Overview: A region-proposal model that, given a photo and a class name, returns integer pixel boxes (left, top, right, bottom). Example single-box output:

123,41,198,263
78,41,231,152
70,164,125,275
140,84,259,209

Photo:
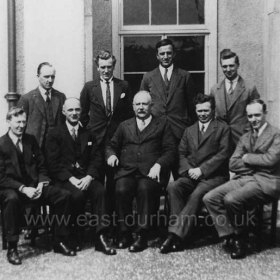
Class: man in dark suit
0,107,76,265
160,94,230,254
80,50,133,215
46,98,116,255
203,99,280,259
210,49,260,148
106,91,176,252
17,62,66,150
140,38,197,179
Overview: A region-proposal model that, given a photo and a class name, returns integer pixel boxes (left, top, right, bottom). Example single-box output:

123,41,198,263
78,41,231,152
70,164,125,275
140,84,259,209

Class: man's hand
22,187,38,200
107,155,119,167
188,168,202,181
69,176,82,189
242,154,248,162
78,175,93,191
32,182,46,200
147,163,161,182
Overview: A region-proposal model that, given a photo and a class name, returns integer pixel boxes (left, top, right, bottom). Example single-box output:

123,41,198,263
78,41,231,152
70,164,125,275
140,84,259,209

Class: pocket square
88,142,92,146
120,93,126,99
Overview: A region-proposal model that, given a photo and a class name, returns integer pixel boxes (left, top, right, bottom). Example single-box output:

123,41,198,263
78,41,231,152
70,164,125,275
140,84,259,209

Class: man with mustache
210,49,260,149
203,99,280,259
160,94,230,253
106,91,176,252
46,98,116,255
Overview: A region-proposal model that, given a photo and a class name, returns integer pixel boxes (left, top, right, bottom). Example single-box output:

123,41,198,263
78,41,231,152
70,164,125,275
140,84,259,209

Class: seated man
106,91,176,252
46,98,116,255
203,99,280,259
0,107,75,265
160,94,231,254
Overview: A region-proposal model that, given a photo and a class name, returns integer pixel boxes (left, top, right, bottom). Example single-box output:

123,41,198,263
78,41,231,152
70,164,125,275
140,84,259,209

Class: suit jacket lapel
166,68,181,104
189,123,199,150
198,119,217,148
79,127,89,153
113,78,122,111
92,80,106,111
126,118,139,142
215,80,228,116
253,124,272,152
51,89,60,119
140,117,160,142
4,134,22,178
152,69,167,103
228,77,245,111
33,88,46,116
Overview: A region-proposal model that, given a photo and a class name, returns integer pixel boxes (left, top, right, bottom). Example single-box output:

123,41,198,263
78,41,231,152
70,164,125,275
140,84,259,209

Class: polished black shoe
159,234,182,254
7,248,22,265
128,235,147,253
95,234,117,255
53,242,76,256
117,234,132,249
231,239,246,259
222,236,235,252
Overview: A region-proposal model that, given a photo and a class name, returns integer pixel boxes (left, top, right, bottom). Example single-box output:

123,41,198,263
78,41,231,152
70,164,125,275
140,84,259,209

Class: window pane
124,74,144,96
124,36,160,72
179,0,205,24
192,73,204,94
151,0,176,25
123,0,149,25
168,36,204,71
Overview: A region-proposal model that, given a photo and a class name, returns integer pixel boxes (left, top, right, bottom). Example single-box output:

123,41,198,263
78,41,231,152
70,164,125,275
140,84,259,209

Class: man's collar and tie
136,115,152,132
8,131,23,153
225,76,239,94
66,121,79,141
39,86,52,102
159,64,173,86
199,120,212,134
100,77,114,116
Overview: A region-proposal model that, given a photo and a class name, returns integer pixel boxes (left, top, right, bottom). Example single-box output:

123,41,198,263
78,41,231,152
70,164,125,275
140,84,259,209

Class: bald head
133,91,152,120
62,98,81,125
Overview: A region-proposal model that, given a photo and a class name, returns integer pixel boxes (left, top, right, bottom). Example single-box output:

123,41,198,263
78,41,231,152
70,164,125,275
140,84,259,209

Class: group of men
1,39,280,266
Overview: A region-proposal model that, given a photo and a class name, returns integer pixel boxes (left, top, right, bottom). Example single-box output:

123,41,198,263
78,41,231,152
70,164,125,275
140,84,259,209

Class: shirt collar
65,121,80,134
8,130,22,145
159,64,174,74
255,122,268,137
225,75,239,85
100,77,113,84
39,85,52,95
199,119,212,132
136,115,152,125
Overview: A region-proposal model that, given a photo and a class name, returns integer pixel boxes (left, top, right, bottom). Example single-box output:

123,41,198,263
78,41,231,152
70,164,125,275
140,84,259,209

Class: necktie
71,127,77,141
201,124,205,135
45,90,55,126
105,81,112,116
228,81,233,94
164,68,169,88
252,128,259,146
138,120,145,132
16,138,22,153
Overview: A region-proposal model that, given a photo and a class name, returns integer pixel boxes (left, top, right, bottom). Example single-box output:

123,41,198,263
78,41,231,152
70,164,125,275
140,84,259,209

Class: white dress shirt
225,76,239,94
39,85,52,101
66,121,79,137
100,77,114,111
8,130,23,152
136,115,152,131
199,120,212,133
159,64,174,82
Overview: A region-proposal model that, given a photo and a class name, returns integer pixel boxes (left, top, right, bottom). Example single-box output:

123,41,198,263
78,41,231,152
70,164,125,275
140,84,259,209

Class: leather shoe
222,236,234,252
231,239,246,259
95,234,117,255
53,242,76,256
129,235,147,253
117,234,132,249
7,248,22,265
159,234,182,254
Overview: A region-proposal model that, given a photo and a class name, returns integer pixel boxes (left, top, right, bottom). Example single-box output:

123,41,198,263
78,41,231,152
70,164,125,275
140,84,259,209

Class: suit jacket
140,67,197,141
17,87,66,147
210,76,259,146
0,133,50,190
45,123,102,182
106,116,176,186
230,123,280,197
178,119,230,181
80,77,134,146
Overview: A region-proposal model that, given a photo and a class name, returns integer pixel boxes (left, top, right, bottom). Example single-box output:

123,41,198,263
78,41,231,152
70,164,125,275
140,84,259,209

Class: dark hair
155,39,175,52
6,107,26,121
193,93,216,110
37,62,53,75
220,49,239,66
94,50,116,66
247,99,267,113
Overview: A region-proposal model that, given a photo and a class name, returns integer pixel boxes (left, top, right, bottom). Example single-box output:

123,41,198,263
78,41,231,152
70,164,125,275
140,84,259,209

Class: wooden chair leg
1,205,8,250
270,200,278,245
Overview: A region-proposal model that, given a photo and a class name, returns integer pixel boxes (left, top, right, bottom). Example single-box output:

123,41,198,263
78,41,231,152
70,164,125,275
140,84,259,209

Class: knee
203,191,214,206
224,193,237,208
71,190,85,205
4,190,20,206
115,181,130,198
166,181,176,195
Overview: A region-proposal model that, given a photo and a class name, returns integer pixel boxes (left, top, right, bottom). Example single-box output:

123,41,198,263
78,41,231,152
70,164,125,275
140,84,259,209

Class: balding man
46,98,116,255
106,91,176,252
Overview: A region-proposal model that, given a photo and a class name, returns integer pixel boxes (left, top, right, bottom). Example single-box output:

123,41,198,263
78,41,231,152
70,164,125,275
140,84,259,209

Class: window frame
112,0,217,95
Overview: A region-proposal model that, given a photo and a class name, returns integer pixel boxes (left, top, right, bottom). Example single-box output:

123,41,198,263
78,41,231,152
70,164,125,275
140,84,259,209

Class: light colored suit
210,76,259,147
203,123,280,237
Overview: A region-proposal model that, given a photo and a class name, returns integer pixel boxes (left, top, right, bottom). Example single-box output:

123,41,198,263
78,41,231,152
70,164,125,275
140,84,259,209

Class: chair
257,198,279,245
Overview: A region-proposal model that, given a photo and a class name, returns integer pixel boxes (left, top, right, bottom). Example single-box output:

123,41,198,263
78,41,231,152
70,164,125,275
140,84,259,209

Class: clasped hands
107,155,161,182
188,168,202,180
69,175,93,191
21,181,49,200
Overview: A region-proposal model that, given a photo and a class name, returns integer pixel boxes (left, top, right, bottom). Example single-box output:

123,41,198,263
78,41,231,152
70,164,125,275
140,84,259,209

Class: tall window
112,0,217,95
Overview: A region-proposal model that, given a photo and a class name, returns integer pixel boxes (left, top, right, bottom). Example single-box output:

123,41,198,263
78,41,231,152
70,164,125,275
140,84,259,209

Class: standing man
0,107,75,265
46,98,116,255
210,49,260,148
17,62,66,150
140,38,197,178
203,99,280,259
106,91,176,252
160,94,230,254
80,50,133,214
